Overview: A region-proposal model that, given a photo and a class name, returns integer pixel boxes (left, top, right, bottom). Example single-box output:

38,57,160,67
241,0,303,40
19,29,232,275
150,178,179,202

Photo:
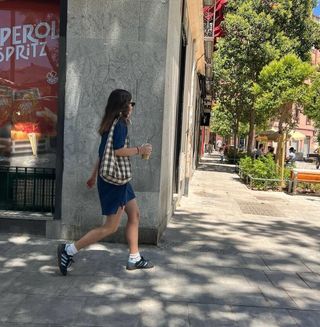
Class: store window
0,0,60,213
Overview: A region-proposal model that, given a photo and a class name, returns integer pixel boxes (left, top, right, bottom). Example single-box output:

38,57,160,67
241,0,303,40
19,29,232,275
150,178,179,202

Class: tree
303,73,320,129
213,3,277,151
226,0,320,60
254,54,314,130
212,45,254,148
213,0,319,153
253,54,315,182
210,104,233,139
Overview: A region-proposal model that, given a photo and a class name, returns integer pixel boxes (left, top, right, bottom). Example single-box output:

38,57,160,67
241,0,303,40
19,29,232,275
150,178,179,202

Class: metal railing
0,166,55,213
238,168,289,190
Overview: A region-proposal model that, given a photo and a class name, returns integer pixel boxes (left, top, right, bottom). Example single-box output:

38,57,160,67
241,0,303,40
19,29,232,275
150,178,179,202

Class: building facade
0,0,205,244
201,0,227,154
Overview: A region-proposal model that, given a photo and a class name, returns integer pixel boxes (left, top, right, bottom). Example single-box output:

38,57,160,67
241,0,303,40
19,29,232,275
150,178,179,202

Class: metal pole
213,0,217,41
280,131,286,188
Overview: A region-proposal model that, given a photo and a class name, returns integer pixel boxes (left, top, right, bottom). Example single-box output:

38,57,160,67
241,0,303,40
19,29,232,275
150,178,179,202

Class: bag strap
99,118,119,174
108,118,119,141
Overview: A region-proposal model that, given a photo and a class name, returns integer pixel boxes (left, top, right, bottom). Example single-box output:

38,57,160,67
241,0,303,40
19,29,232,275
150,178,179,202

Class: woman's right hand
86,175,96,189
140,143,152,155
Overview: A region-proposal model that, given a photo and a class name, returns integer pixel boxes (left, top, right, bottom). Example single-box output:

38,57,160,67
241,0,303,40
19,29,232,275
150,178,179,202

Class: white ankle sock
128,252,141,263
65,243,78,256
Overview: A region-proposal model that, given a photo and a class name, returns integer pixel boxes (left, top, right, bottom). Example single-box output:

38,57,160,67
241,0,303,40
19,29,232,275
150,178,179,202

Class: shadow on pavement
0,166,320,326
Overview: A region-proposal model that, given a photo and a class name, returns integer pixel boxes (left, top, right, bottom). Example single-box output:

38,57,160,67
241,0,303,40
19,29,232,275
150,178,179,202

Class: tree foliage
210,105,233,137
212,0,319,152
254,54,315,131
303,72,320,128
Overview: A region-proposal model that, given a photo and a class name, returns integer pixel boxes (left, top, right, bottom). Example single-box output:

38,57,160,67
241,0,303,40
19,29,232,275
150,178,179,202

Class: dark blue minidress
97,119,136,215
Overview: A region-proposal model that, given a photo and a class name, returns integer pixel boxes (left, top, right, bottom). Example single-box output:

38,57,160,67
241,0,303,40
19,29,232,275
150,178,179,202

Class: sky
314,2,320,16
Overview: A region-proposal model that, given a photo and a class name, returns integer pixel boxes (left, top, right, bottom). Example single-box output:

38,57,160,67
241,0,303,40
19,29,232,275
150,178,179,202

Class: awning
255,130,280,142
255,135,269,142
289,131,306,141
256,129,306,142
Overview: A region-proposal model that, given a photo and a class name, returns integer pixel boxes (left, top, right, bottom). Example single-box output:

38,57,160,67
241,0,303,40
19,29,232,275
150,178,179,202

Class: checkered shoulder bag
99,119,132,185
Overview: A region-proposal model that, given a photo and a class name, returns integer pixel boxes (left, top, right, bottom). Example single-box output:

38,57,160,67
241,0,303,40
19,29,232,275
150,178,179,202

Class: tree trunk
276,102,292,166
233,133,236,149
233,119,239,150
247,108,255,154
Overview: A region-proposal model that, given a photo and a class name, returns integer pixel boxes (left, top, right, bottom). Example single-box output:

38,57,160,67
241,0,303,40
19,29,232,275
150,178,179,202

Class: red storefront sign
0,0,60,160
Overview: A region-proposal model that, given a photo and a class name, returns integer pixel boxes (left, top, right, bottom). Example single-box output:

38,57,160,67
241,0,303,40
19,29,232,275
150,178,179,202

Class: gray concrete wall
52,0,171,243
158,0,183,241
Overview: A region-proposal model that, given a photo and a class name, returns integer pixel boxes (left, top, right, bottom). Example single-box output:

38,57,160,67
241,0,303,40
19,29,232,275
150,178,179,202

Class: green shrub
239,154,289,190
239,156,253,176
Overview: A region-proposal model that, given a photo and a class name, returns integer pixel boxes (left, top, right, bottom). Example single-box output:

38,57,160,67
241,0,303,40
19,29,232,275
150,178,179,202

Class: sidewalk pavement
1,157,320,327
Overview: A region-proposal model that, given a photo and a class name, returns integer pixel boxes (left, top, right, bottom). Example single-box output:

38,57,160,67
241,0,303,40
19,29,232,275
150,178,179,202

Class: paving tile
231,307,298,327
241,269,271,287
174,283,269,307
260,256,311,273
75,297,141,326
64,275,132,297
138,300,189,327
5,243,54,257
65,272,165,301
302,260,320,274
288,309,320,327
174,266,250,286
258,285,298,309
0,241,16,254
0,293,27,323
162,251,247,268
240,253,270,270
265,271,310,290
7,294,86,325
0,324,64,327
8,271,78,296
71,251,125,276
0,244,56,273
188,303,238,327
297,272,320,289
284,288,320,310
0,271,24,293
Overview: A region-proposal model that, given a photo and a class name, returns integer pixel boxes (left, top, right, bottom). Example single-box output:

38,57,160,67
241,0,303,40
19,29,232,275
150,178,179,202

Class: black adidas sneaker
57,243,74,276
126,256,154,270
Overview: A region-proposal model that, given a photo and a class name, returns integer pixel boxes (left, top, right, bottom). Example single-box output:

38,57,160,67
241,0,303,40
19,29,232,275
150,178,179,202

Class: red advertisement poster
0,0,60,167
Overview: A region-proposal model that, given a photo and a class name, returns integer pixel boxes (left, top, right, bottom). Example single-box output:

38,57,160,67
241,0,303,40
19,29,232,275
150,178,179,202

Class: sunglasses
130,101,136,107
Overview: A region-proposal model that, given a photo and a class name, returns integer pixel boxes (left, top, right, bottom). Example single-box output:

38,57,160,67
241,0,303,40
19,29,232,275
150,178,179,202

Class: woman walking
57,89,154,276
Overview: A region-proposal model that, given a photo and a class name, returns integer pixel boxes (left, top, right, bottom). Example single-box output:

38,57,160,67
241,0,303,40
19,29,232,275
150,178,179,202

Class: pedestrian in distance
57,89,154,276
255,143,265,159
216,139,222,151
314,147,320,169
219,145,225,162
285,147,296,166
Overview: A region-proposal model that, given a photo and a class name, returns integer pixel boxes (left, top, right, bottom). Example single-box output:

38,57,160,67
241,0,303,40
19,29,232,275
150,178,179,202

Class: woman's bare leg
124,199,140,254
74,207,124,251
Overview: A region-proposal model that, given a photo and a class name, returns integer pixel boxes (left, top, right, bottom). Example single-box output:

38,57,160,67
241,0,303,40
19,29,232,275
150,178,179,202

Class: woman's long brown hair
98,89,132,135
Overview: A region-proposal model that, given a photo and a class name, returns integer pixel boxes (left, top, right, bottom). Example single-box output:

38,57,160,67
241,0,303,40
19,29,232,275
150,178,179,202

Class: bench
288,169,320,193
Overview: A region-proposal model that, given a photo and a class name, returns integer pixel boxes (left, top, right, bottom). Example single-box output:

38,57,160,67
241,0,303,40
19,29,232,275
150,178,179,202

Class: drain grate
238,202,284,217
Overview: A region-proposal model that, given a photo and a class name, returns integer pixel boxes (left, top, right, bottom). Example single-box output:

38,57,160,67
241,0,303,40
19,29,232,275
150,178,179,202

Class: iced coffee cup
141,143,152,160
142,153,150,160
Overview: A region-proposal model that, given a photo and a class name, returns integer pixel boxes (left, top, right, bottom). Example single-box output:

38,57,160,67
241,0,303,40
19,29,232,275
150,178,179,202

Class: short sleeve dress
97,119,136,215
